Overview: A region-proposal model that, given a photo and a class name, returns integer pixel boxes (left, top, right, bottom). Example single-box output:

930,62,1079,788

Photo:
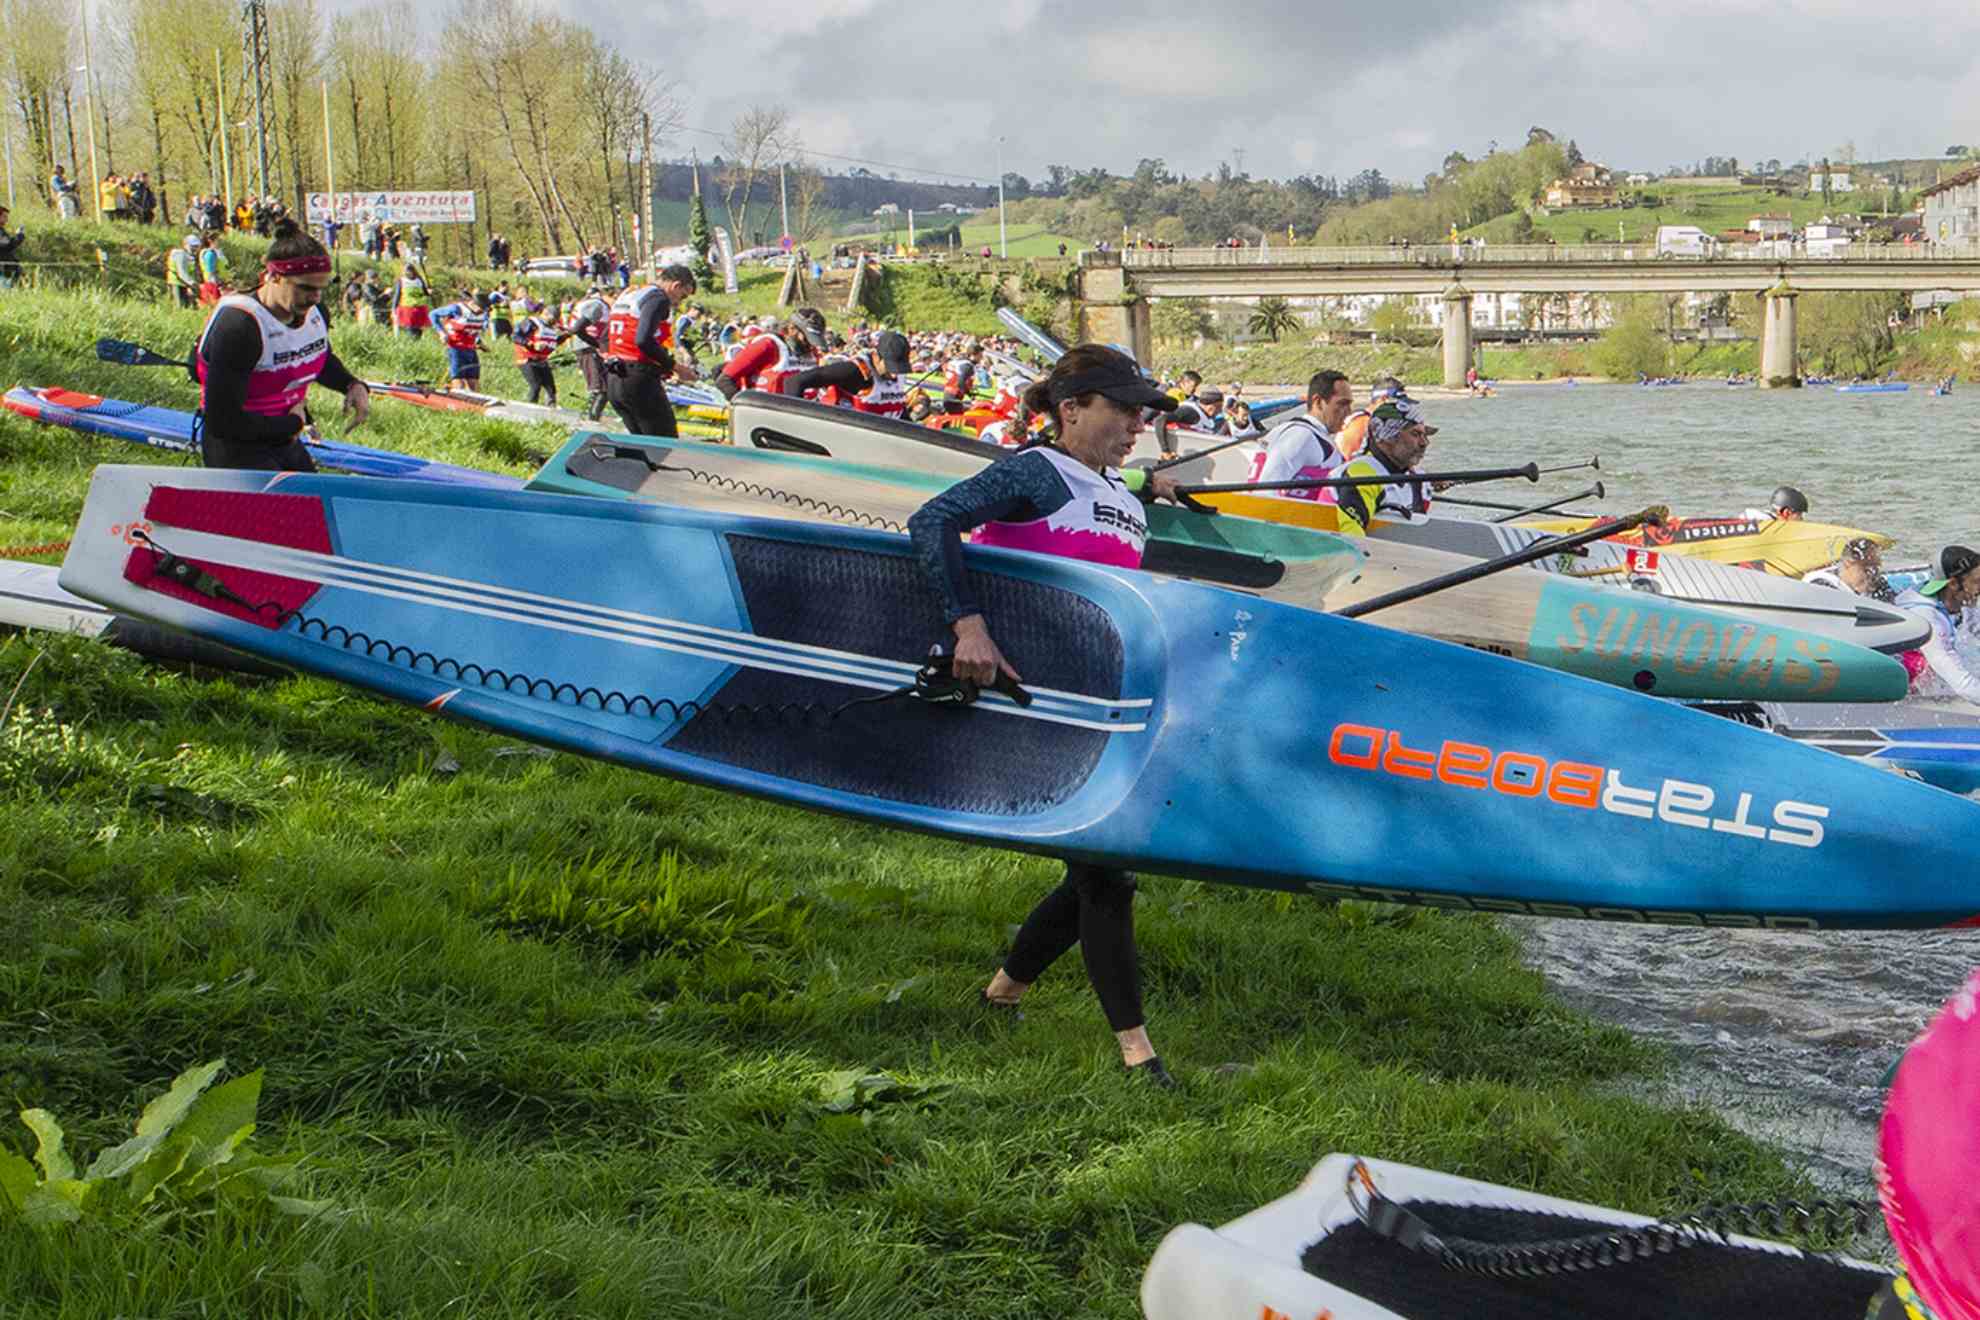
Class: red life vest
438,308,485,352
604,285,671,364
512,321,556,365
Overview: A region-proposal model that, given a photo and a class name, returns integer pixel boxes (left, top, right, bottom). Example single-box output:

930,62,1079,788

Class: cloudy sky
525,1,1980,186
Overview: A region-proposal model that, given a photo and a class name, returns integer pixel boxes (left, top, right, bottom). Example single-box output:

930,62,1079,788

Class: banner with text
306,191,478,226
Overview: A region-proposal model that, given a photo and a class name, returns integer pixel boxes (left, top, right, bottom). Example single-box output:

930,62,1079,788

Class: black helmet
1770,485,1809,516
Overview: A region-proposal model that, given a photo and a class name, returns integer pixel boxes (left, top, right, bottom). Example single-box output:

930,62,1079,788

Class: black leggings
519,361,557,405
606,361,678,437
1002,864,1143,1031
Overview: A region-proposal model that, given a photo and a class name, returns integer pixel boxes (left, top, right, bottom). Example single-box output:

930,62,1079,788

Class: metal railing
1113,241,1980,269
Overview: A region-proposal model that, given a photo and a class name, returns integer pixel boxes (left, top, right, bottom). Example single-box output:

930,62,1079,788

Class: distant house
1807,169,1854,193
1542,162,1618,209
872,203,901,216
1921,165,1980,242
1625,172,1652,186
1746,214,1793,239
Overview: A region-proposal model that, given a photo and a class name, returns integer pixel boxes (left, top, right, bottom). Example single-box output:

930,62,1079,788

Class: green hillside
1471,185,1905,245
841,218,1086,259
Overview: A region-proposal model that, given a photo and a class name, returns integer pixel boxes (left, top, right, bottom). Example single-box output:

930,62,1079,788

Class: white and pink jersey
971,447,1146,569
1249,415,1341,503
196,294,329,417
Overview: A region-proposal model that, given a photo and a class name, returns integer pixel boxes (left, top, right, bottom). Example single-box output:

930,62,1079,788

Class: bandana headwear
267,254,332,276
1367,398,1435,446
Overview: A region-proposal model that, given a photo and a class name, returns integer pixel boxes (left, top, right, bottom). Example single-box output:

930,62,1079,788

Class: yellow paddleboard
1518,515,1891,577
1198,491,1351,532
683,404,728,423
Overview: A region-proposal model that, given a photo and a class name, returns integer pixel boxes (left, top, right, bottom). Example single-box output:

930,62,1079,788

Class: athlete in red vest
511,311,566,406
776,330,912,417
713,307,829,400
602,264,697,437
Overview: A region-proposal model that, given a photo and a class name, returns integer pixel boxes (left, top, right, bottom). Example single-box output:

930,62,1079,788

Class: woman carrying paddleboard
907,345,1189,1088
194,219,369,473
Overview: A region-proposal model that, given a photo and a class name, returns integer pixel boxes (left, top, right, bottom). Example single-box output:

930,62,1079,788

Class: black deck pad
1299,1202,1887,1320
667,535,1125,816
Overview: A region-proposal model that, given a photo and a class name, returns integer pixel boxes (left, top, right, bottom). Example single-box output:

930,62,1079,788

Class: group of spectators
175,193,294,237
43,164,157,223
358,220,427,263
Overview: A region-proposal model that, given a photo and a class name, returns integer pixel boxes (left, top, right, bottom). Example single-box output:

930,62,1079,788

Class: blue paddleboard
59,464,1980,929
2,386,524,490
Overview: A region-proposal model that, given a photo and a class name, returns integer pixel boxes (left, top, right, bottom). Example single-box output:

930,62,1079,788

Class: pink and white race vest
196,294,329,417
1248,415,1341,503
972,447,1146,569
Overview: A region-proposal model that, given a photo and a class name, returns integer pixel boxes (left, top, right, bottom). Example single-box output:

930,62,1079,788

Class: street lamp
996,134,1007,259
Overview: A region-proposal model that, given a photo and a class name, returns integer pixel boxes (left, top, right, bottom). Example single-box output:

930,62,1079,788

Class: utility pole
321,79,335,249
215,48,233,211
779,161,789,245
79,2,102,219
996,135,1007,258
241,0,274,198
641,112,654,269
3,99,15,207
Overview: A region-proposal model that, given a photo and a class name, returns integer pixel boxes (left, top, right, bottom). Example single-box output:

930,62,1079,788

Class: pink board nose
1880,966,1980,1320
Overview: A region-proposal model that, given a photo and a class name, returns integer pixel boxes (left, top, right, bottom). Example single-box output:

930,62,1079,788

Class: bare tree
788,155,831,247
267,0,324,210
721,104,792,247
4,0,76,203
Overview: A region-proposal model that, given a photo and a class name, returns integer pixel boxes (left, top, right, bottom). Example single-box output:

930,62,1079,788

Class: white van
1655,225,1717,257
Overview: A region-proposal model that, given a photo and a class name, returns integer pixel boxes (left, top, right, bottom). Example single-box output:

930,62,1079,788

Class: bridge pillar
1760,283,1801,388
1441,284,1474,389
1077,261,1153,366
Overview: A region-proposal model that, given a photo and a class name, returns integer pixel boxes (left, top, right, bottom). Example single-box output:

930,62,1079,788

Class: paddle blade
95,338,150,365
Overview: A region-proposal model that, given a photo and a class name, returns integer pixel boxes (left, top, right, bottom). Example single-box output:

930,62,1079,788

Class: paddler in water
1894,545,1980,703
1869,966,1980,1320
1332,398,1438,536
193,218,369,472
906,345,1189,1088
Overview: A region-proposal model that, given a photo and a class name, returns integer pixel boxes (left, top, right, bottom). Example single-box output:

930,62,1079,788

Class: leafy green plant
809,1069,950,1133
0,1060,327,1227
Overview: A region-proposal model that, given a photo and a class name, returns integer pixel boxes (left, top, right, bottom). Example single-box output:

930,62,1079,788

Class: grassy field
1487,185,1890,246
0,267,1840,1317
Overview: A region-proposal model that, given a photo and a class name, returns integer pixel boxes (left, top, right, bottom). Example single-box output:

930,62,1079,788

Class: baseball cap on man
1045,348,1179,413
1921,545,1980,596
788,307,830,351
874,331,911,374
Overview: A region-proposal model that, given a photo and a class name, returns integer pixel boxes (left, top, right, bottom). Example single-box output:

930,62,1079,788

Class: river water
1383,380,1980,1192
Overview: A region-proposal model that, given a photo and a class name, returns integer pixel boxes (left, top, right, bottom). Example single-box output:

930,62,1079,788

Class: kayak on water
1141,1154,1889,1320
528,420,1910,705
58,464,1980,926
1516,512,1893,578
1,386,524,490
714,393,1929,661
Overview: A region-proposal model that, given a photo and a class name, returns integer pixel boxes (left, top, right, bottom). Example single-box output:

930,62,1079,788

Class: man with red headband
194,218,368,472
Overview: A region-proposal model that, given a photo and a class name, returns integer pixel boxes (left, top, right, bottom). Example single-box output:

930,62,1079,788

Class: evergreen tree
688,187,716,288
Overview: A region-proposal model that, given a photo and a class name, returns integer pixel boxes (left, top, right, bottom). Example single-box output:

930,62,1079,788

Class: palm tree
1248,296,1301,342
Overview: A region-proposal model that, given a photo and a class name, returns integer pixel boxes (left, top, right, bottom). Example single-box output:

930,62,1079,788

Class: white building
1807,169,1854,193
872,203,900,216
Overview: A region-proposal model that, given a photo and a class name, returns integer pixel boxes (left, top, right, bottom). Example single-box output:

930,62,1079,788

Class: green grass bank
0,272,1834,1318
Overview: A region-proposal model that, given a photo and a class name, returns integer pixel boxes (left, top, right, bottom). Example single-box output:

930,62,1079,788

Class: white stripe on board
134,523,1150,733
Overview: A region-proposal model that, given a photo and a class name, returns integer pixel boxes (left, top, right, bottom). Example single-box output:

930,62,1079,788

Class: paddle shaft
97,337,192,371
1182,462,1540,496
1336,511,1658,620
1489,483,1607,524
1149,428,1257,472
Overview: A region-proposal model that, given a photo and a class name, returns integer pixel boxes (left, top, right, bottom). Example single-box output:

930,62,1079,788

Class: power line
672,123,997,186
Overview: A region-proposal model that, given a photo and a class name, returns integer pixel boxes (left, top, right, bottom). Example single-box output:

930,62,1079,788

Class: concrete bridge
1077,242,1980,387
